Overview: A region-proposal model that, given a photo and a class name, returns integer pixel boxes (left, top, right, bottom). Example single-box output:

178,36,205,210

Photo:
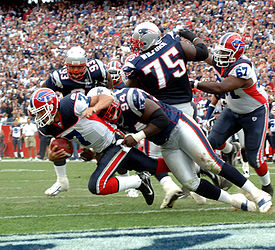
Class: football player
42,46,113,96
41,46,113,196
83,86,272,213
29,88,176,205
122,22,211,208
192,32,273,197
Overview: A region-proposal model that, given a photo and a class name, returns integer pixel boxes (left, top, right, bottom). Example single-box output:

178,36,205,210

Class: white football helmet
130,22,161,54
65,46,87,81
107,61,125,84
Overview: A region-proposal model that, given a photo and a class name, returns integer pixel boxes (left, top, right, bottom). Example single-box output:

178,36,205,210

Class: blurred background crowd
0,0,274,159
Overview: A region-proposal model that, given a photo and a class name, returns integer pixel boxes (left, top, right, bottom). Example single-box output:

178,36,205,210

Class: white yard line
0,206,230,220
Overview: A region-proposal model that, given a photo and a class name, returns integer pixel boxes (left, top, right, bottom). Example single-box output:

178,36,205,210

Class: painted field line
0,206,230,220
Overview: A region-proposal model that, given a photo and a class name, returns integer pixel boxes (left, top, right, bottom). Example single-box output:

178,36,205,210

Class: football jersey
45,59,109,96
213,56,267,114
39,93,117,153
113,88,181,145
123,32,192,105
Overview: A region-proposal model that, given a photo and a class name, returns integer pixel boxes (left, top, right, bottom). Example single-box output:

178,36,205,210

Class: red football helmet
214,33,245,67
29,88,59,127
107,61,125,85
98,99,121,123
65,46,87,81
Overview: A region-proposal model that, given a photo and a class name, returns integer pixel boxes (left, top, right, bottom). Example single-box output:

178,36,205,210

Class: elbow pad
149,108,169,130
194,43,209,61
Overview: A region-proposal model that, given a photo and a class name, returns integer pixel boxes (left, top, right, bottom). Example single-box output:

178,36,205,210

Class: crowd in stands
0,0,274,158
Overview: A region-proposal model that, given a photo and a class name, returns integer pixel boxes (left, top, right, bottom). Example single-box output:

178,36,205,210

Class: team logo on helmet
232,39,245,49
138,28,157,35
36,91,55,102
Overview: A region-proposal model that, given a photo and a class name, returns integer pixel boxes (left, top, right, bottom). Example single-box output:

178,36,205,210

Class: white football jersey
215,57,267,114
56,92,117,153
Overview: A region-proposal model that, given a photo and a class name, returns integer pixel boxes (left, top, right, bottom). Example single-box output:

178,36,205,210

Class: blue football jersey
123,32,192,105
45,59,109,96
114,88,182,145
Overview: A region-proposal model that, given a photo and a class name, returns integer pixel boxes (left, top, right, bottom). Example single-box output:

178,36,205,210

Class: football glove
178,29,197,42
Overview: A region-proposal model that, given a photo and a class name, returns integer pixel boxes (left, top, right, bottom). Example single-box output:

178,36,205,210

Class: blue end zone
0,222,274,249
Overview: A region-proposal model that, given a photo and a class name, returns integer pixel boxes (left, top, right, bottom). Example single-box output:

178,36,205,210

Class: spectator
22,117,38,161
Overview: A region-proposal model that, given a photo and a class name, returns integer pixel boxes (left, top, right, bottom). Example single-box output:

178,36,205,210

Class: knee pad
181,177,200,191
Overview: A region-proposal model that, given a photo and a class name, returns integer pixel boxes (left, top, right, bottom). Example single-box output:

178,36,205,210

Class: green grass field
0,160,274,235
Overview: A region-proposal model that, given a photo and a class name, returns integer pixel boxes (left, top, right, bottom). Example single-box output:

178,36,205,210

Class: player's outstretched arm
178,29,208,61
81,94,114,118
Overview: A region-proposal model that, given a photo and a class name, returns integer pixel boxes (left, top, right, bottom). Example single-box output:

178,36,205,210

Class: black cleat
137,171,154,205
262,183,274,197
222,142,241,166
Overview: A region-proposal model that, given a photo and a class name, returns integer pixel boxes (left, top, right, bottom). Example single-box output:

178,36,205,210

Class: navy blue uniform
114,88,181,145
46,59,109,96
123,32,192,105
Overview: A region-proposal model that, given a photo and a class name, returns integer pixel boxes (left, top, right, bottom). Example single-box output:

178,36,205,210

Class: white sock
115,175,141,192
257,171,271,186
160,176,181,193
14,152,18,158
240,179,259,194
54,164,67,178
221,143,233,154
20,152,24,158
217,189,232,204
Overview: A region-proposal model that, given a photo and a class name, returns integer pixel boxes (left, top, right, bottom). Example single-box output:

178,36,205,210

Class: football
50,138,73,158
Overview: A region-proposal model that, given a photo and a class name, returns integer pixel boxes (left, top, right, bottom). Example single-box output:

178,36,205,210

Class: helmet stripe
220,32,234,46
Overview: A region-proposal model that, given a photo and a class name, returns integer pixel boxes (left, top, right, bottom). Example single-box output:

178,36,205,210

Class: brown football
50,138,73,158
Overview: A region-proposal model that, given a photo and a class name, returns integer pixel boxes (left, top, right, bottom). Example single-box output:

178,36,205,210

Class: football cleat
190,192,207,205
125,188,139,198
231,193,257,212
262,184,274,197
137,171,154,205
253,190,272,213
160,189,184,209
44,177,69,196
222,142,241,166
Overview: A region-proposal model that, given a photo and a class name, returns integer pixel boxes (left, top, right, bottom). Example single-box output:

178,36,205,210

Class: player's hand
81,107,97,118
121,134,138,147
189,79,199,88
80,148,96,161
48,145,68,161
178,29,197,42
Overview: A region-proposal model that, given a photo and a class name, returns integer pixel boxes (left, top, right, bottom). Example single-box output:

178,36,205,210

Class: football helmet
130,22,161,54
98,99,121,123
65,46,87,81
29,88,59,127
107,61,125,85
214,33,245,67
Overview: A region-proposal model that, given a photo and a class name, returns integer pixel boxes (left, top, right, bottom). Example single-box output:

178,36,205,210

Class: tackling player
84,86,272,213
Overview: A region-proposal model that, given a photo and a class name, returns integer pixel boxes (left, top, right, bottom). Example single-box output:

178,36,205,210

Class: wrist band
194,81,199,89
192,37,200,44
130,130,146,143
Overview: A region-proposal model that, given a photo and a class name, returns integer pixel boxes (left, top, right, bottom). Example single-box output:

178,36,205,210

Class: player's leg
170,116,272,212
88,144,155,205
143,139,183,208
237,129,250,178
242,105,273,197
44,159,69,196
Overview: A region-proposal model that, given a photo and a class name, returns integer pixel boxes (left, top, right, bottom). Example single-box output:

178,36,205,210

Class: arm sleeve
194,43,209,61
